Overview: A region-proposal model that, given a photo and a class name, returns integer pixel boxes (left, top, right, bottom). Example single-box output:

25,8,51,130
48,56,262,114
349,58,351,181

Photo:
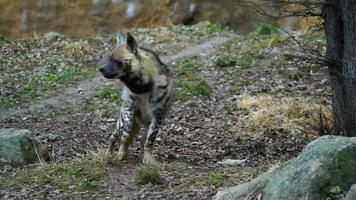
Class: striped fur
99,32,174,165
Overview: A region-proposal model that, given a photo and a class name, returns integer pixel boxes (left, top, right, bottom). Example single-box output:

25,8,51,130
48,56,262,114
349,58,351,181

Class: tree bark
323,0,356,136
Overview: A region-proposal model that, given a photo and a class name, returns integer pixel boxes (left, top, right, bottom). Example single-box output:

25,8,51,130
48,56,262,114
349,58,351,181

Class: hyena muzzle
99,32,174,165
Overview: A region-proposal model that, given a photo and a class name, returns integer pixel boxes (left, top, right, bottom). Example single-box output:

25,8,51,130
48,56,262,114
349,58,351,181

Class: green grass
175,77,212,101
134,164,161,185
214,56,237,68
13,63,93,105
239,78,251,86
175,56,201,76
283,53,295,61
0,35,9,45
290,70,303,81
81,101,96,112
237,55,253,69
174,56,212,102
95,85,120,102
207,172,225,185
197,21,223,35
1,151,111,193
255,23,278,35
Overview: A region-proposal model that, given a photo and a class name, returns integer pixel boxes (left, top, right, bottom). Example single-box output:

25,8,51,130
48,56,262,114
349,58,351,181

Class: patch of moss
134,164,161,185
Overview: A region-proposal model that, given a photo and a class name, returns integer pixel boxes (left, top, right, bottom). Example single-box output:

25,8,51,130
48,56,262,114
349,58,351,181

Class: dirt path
0,34,231,121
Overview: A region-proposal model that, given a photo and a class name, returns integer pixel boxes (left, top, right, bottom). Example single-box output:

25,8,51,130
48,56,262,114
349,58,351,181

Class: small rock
42,32,63,42
0,128,49,164
106,118,116,122
68,185,76,190
47,134,58,142
217,159,246,166
99,125,108,131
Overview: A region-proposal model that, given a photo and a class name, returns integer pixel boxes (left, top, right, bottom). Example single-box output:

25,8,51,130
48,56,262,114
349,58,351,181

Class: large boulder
0,128,49,164
214,135,356,200
345,184,356,200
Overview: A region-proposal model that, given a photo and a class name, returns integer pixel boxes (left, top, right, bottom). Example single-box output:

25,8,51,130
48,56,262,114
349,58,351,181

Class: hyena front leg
109,103,139,161
143,119,160,166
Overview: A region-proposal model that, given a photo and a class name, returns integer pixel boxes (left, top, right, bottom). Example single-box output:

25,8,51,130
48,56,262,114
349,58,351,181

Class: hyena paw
116,150,127,160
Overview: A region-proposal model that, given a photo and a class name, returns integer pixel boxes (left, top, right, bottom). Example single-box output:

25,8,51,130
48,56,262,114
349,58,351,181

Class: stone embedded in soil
0,128,49,164
214,135,356,200
217,159,246,166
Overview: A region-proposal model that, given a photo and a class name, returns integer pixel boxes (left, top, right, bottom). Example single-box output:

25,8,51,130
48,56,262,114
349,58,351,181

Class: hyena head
99,32,140,79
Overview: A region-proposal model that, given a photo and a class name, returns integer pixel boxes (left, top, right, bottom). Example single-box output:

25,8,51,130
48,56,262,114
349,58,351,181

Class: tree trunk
323,0,356,136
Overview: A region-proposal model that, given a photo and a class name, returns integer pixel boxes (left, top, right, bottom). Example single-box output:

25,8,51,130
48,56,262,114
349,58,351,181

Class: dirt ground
0,24,331,199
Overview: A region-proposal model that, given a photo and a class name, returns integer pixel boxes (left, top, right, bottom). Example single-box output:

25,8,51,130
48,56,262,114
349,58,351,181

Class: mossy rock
214,135,356,200
0,128,49,164
346,184,356,200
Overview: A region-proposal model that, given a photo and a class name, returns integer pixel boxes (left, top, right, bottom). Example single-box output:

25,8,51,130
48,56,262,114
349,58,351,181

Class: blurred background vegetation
0,0,319,39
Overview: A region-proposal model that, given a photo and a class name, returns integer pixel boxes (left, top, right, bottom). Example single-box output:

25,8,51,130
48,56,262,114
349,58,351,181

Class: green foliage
237,55,253,69
175,56,200,75
283,53,295,61
207,172,225,185
256,23,278,35
175,77,212,101
174,56,212,102
0,35,9,45
328,186,341,195
290,70,303,81
95,85,120,102
0,97,11,110
254,53,265,60
17,64,91,103
239,78,251,86
81,101,96,112
134,164,161,185
197,21,222,35
214,56,237,68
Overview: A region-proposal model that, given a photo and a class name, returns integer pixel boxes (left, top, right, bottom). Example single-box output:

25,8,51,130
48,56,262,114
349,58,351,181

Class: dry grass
60,41,93,57
237,94,332,135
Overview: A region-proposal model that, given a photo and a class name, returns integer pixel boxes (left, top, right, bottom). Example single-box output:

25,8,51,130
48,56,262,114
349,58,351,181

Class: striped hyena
99,32,174,165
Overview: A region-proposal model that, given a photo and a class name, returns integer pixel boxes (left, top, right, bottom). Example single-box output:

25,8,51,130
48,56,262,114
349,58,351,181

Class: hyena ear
116,32,126,46
126,32,138,55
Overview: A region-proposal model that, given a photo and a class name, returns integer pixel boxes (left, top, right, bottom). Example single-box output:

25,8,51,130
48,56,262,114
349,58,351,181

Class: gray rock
214,135,356,200
217,159,247,166
42,32,63,42
345,184,356,200
0,128,49,164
